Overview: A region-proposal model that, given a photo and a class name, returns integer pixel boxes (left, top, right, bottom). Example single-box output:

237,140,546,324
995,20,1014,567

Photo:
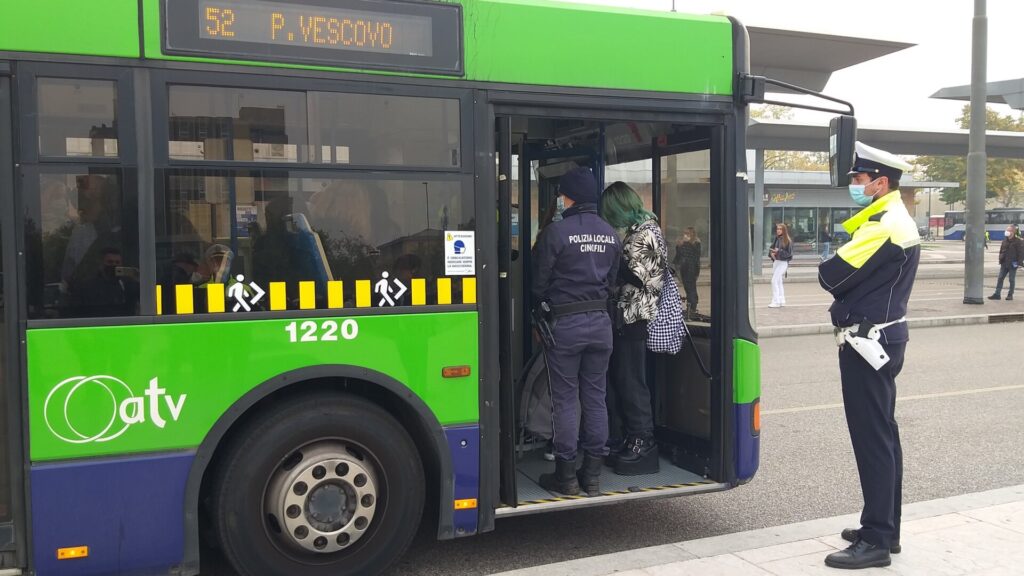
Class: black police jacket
818,191,921,344
531,203,621,307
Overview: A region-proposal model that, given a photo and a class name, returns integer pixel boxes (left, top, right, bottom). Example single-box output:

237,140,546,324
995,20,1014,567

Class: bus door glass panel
0,152,7,529
656,148,713,445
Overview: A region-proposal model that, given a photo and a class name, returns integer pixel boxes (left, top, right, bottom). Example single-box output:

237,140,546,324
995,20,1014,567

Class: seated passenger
77,247,139,317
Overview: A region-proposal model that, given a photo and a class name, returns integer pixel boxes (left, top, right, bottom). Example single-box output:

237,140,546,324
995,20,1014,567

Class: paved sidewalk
751,275,1024,338
491,484,1024,576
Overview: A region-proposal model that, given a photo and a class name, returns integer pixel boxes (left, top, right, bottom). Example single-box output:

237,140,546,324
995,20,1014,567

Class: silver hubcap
265,441,379,554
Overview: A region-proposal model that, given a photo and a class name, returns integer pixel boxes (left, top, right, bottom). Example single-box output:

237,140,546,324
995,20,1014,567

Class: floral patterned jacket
614,217,667,324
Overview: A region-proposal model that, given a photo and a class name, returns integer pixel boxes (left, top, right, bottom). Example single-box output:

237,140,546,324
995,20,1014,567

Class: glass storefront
762,206,860,257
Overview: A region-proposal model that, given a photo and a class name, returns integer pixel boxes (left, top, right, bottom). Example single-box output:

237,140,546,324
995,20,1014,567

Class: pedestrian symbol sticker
375,271,407,307
229,275,266,312
445,231,475,276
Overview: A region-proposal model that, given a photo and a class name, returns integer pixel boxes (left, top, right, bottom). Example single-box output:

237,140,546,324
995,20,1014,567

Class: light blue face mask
553,195,565,222
848,184,872,207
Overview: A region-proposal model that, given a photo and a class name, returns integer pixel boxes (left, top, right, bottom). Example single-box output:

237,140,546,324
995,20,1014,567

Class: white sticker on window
445,230,475,276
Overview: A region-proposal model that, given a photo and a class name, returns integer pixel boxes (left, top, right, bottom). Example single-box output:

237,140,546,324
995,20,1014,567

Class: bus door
0,62,27,570
650,136,720,480
496,116,518,506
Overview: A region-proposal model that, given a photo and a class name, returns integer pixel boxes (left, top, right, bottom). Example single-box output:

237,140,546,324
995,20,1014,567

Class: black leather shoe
988,294,1001,300
538,458,580,496
613,435,659,476
840,528,901,553
1007,295,1014,301
576,453,603,496
825,539,891,569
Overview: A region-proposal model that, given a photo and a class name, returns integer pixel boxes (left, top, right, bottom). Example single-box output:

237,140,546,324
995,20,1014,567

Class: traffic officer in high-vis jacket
532,167,621,497
819,142,920,570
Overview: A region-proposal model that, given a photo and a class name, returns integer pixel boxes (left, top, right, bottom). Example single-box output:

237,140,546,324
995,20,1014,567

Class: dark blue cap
559,167,599,204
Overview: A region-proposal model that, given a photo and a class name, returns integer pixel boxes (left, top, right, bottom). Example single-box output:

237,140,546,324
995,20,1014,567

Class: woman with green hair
600,181,666,475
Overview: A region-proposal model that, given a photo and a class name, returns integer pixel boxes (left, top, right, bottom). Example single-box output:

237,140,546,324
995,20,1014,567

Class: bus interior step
515,449,709,505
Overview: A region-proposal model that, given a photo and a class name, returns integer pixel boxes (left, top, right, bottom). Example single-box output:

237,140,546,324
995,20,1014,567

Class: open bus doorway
496,114,725,514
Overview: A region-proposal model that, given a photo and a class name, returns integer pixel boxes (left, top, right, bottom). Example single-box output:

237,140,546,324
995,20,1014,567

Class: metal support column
964,0,987,304
753,148,765,276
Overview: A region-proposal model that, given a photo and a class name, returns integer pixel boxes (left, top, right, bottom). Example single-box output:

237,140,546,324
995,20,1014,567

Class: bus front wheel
211,393,425,576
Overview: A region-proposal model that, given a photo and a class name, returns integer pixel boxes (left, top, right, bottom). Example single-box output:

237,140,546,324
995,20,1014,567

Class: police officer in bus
818,142,919,570
532,166,621,497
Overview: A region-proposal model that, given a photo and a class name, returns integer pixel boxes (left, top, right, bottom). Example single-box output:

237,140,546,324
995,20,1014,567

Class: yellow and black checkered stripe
519,479,717,505
156,277,477,315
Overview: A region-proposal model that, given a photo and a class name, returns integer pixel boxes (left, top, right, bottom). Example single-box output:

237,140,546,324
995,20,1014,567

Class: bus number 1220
285,320,359,343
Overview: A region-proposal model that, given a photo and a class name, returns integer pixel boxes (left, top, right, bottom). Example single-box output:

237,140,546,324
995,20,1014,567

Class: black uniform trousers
545,311,614,461
839,340,906,548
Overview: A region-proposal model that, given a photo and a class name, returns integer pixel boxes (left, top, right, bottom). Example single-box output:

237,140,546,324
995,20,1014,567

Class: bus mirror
829,115,857,188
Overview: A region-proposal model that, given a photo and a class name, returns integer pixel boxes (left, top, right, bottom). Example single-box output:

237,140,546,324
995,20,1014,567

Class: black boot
577,453,603,496
539,457,580,496
613,435,659,476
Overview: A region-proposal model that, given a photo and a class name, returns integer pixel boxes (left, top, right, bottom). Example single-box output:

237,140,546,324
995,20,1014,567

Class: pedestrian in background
768,223,792,308
819,226,833,260
988,225,1024,301
819,142,919,570
673,226,701,317
601,182,666,475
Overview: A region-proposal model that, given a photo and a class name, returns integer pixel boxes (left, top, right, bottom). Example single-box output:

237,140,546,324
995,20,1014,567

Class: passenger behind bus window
673,226,701,318
77,247,139,317
304,180,401,304
160,252,199,313
62,175,118,289
34,179,78,316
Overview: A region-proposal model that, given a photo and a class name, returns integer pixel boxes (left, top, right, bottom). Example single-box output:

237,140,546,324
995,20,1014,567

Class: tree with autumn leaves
915,105,1024,208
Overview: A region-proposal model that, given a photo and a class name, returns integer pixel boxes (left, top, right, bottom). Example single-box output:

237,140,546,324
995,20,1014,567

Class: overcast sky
558,0,1023,131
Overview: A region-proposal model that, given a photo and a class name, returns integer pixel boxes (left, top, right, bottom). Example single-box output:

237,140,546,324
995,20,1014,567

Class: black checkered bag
647,225,687,354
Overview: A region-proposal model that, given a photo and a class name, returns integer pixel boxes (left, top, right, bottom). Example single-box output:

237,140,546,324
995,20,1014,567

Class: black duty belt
550,299,608,318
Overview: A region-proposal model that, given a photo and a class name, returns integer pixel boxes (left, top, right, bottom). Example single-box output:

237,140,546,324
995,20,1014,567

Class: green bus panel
0,0,140,58
460,0,733,94
733,338,760,404
139,0,733,95
27,312,479,461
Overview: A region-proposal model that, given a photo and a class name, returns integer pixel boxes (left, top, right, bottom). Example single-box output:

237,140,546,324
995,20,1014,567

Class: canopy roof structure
932,79,1024,111
748,119,1024,159
747,27,914,92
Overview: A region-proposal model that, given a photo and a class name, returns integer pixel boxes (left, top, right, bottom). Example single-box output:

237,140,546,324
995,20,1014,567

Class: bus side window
25,170,140,319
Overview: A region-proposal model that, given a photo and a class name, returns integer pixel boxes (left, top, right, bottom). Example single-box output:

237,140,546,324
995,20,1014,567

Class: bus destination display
164,0,463,74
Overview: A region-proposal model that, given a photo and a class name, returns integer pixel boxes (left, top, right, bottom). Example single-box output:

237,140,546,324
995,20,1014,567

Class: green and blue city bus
0,1,853,574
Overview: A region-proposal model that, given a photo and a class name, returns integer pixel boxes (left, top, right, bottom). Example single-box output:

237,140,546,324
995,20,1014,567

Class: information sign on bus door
163,0,463,75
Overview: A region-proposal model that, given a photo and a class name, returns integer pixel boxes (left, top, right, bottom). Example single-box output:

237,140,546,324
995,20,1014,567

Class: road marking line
761,384,1024,415
755,296,983,308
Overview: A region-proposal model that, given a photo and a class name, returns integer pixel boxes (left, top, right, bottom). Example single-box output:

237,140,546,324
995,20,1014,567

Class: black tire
211,393,425,576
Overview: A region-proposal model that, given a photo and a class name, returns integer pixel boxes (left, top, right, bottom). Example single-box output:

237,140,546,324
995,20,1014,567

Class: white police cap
848,142,912,181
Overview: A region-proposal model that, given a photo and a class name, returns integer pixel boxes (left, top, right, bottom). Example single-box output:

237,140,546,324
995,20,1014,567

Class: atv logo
43,376,187,444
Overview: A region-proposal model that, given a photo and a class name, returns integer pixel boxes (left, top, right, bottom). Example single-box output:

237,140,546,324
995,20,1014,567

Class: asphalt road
385,322,1024,576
